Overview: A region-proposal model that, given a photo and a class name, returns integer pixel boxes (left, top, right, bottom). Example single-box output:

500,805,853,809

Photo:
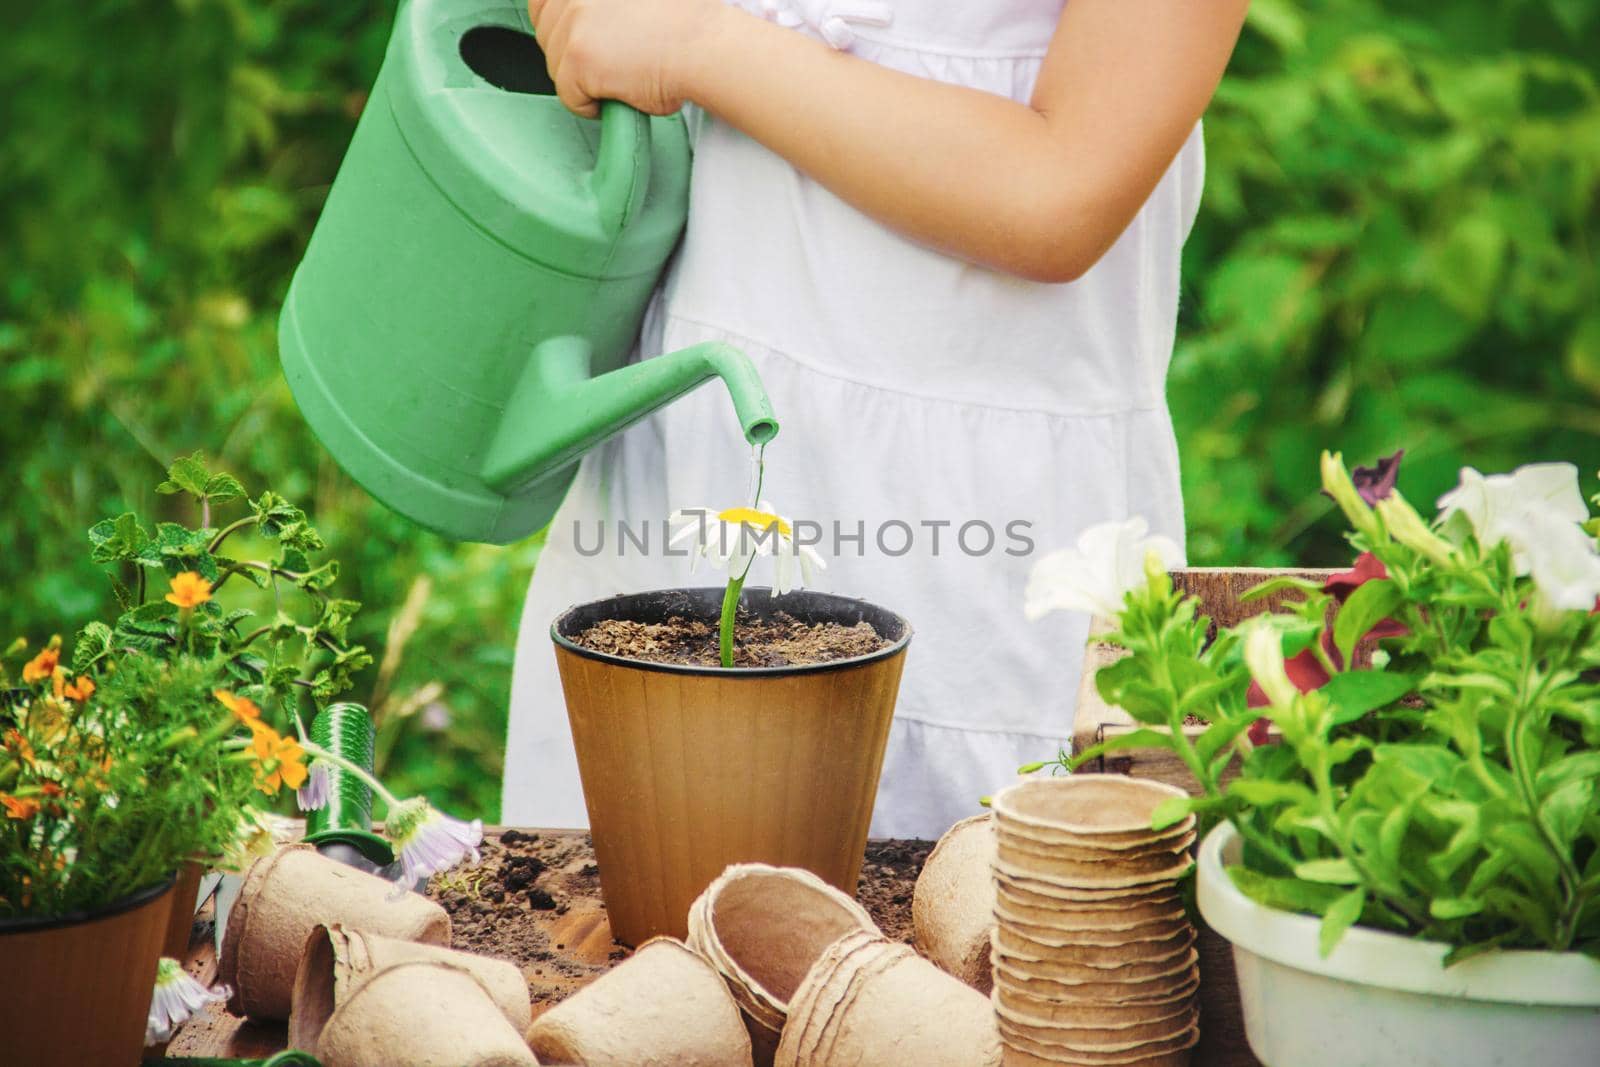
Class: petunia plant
1026,451,1600,962
668,498,826,667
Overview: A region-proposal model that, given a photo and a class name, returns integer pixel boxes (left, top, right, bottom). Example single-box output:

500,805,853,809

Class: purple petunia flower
1351,449,1404,506
296,760,331,813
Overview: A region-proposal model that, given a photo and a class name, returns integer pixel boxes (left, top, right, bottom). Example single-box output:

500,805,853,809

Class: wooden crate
1070,567,1340,1067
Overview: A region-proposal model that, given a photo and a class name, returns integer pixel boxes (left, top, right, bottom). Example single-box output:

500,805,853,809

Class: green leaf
160,452,212,497
1430,896,1484,920
1295,858,1361,885
1227,778,1316,808
1319,889,1365,957
1226,866,1347,916
203,472,247,502
1321,670,1416,726
88,512,150,564
1150,795,1196,831
71,621,113,674
1541,778,1594,851
1333,579,1402,665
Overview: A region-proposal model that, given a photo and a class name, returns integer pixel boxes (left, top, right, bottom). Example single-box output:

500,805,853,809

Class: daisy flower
668,499,825,594
385,796,483,887
146,957,229,1044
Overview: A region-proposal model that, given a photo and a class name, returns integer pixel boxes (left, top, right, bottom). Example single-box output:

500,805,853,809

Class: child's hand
528,0,726,118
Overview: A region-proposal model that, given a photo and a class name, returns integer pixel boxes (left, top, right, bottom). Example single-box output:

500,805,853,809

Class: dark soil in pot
572,611,888,667
556,587,903,670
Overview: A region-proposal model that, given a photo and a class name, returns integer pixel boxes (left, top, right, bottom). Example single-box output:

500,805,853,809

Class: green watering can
279,0,778,543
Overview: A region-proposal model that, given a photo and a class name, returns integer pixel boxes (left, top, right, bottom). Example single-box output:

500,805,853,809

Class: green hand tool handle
302,703,392,866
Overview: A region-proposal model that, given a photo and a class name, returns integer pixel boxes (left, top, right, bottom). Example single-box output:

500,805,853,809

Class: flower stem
719,574,746,669
300,739,404,811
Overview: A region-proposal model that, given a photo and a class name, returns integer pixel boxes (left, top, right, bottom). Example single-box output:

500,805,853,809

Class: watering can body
280,0,775,543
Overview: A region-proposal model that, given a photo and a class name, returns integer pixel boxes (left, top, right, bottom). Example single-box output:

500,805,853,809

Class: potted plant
0,645,261,1064
552,499,911,945
1,454,487,1064
1025,452,1600,1067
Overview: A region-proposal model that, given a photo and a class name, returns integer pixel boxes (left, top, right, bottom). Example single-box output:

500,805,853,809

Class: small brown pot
525,937,753,1066
995,924,1196,965
219,844,451,1020
290,924,531,1053
992,839,1194,889
995,882,1182,926
997,1015,1199,1065
994,980,1197,1026
686,863,880,1065
0,877,175,1067
992,867,1186,905
316,959,536,1066
995,999,1199,1048
993,952,1200,1003
913,813,996,993
552,588,911,946
161,861,205,961
1001,1043,1198,1067
991,777,1195,843
779,931,1001,1067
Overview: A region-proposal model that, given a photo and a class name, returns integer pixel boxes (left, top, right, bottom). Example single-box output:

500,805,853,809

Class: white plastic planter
1197,823,1600,1067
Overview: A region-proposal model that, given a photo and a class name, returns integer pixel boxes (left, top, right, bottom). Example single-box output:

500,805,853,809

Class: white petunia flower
1024,517,1182,622
668,499,825,595
146,957,229,1045
1507,506,1600,613
386,796,482,887
1437,463,1588,560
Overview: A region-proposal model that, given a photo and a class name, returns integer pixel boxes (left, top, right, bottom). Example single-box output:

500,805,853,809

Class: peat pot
0,876,176,1067
1198,823,1600,1067
552,587,911,945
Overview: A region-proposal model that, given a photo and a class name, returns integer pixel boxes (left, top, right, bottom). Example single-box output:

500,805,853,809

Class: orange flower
250,726,308,796
1,793,40,820
22,645,59,684
3,728,34,766
62,675,95,702
165,571,213,609
214,689,262,725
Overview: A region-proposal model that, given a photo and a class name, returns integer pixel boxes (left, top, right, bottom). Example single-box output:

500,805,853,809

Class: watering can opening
459,24,557,97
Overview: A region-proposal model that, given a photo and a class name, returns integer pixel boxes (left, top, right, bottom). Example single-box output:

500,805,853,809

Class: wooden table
163,828,1257,1065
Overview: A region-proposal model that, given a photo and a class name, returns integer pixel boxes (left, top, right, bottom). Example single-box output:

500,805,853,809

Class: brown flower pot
913,814,997,994
290,924,531,1054
552,588,911,946
219,844,451,1020
316,959,537,1066
161,861,205,961
0,876,175,1067
777,930,1002,1067
686,863,880,1065
525,937,752,1066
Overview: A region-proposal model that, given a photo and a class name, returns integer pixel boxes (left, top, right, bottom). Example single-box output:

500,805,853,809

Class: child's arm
528,0,1249,282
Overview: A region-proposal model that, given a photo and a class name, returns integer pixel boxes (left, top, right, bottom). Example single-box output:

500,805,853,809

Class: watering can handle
591,101,652,236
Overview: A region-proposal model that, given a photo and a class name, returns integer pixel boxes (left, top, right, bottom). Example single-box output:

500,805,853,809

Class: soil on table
571,611,889,668
428,832,931,1011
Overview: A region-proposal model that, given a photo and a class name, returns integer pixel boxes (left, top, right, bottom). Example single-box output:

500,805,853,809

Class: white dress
501,0,1201,838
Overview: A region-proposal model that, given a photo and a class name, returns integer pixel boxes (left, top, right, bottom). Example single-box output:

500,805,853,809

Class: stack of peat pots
989,777,1200,1067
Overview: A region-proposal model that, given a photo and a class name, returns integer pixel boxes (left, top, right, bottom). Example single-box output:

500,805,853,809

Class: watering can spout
479,338,779,496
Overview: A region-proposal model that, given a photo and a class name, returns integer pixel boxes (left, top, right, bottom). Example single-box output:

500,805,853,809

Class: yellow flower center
717,507,791,538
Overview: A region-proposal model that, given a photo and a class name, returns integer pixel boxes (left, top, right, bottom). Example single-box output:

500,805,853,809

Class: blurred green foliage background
2,0,1596,820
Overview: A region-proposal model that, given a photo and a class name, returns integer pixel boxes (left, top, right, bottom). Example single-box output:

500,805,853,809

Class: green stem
299,740,404,811
719,574,746,669
207,516,258,554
